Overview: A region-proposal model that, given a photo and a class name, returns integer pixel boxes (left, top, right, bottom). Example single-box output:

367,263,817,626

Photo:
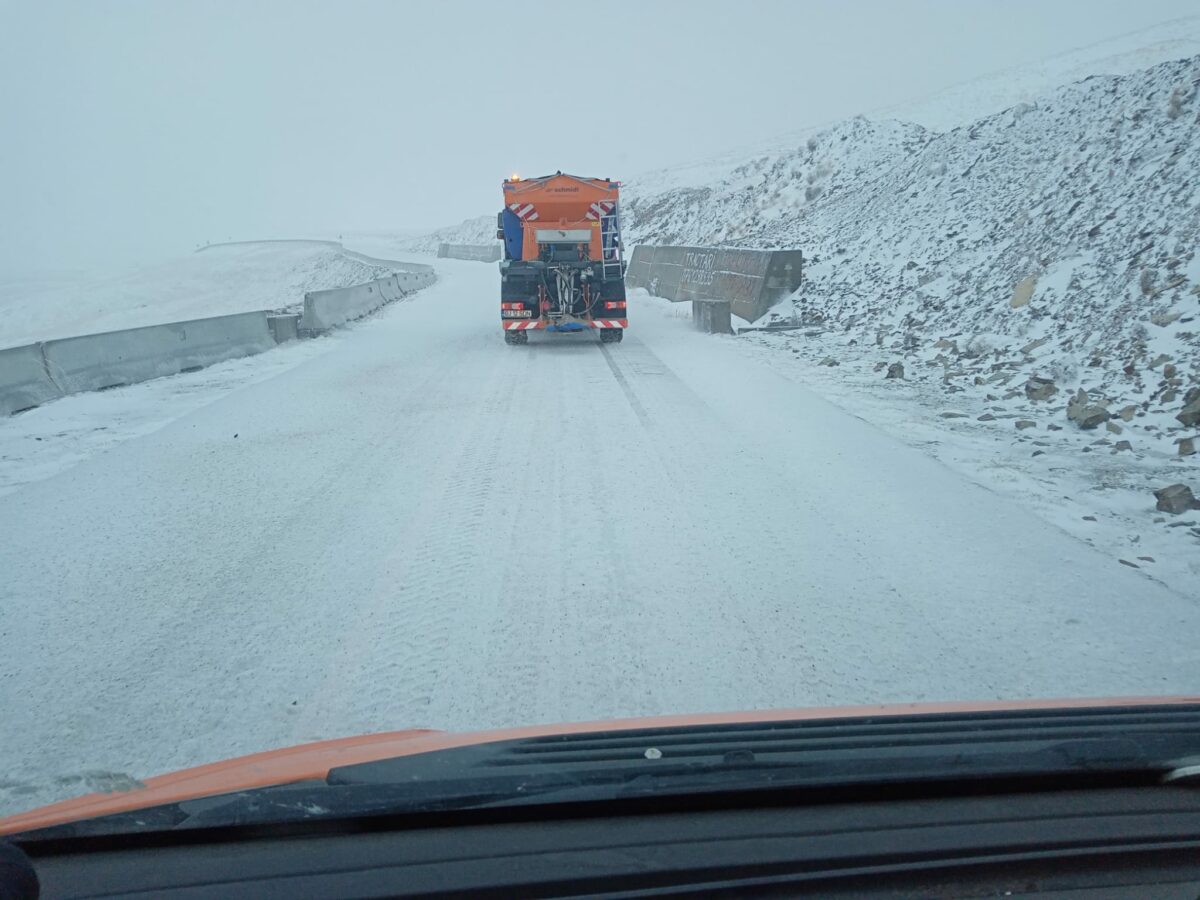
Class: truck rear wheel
600,328,623,343
504,330,528,345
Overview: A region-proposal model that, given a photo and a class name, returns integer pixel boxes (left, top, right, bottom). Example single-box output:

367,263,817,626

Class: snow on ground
0,240,396,349
615,55,1200,587
3,262,1199,818
638,291,1200,597
0,336,337,498
0,250,443,499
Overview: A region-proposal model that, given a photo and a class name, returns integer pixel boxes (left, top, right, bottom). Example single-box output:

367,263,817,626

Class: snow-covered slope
391,215,497,255
0,241,395,349
627,55,1200,428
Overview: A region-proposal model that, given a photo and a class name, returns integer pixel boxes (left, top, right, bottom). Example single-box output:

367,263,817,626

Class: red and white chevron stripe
508,202,539,221
502,319,627,331
584,201,615,221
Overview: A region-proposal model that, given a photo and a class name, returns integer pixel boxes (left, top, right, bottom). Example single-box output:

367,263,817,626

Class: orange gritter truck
497,171,627,344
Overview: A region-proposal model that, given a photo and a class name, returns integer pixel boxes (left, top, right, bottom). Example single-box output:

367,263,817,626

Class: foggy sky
1,0,1196,274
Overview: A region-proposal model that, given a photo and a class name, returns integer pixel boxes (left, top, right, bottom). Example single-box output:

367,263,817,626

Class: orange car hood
4,695,1197,836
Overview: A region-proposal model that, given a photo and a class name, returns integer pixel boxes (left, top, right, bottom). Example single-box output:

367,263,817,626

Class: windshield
2,0,1199,827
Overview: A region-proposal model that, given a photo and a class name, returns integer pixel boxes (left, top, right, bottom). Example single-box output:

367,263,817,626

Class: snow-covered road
2,259,1198,815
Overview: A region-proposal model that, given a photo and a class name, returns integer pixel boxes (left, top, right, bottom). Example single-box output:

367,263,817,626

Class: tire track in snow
596,333,1001,706
287,340,535,740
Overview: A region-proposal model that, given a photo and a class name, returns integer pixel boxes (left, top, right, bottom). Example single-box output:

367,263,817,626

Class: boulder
1163,363,1177,379
886,362,905,379
978,413,996,422
1106,421,1123,435
1152,311,1182,327
1119,405,1137,422
1015,420,1036,430
1024,376,1058,402
1178,437,1196,457
1154,483,1200,515
1178,398,1200,428
1067,389,1111,429
819,357,840,367
1114,440,1132,452
1010,275,1037,308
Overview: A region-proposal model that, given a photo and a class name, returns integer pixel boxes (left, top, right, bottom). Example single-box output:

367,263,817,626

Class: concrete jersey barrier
626,245,803,322
3,258,438,415
437,242,502,263
301,270,436,333
42,311,277,394
0,343,64,415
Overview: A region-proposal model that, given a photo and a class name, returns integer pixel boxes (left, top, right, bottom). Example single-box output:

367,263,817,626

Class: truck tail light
604,301,627,310
501,302,525,310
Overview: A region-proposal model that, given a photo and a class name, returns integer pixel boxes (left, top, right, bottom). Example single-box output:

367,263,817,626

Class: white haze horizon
2,0,1199,277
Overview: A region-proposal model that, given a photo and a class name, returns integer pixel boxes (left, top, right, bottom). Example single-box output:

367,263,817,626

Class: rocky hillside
623,55,1200,448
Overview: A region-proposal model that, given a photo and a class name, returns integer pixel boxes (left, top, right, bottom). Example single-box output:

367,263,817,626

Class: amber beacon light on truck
497,171,628,344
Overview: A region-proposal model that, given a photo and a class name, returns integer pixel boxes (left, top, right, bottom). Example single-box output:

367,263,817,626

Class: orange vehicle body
4,695,1198,836
502,173,619,262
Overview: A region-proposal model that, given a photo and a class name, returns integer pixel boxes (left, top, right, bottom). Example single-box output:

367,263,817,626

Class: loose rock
1015,420,1036,430
1067,388,1111,429
1178,437,1196,457
1178,398,1200,428
1114,440,1132,451
886,362,905,379
1025,376,1058,401
1106,421,1123,434
978,413,996,422
1010,274,1037,308
819,357,840,367
1154,483,1200,515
